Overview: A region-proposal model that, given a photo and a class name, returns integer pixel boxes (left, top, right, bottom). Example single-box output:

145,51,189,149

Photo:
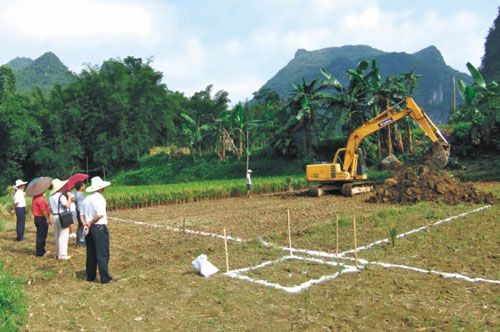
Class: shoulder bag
58,194,74,228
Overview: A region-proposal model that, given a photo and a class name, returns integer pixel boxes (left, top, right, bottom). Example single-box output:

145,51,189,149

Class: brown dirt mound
368,167,495,205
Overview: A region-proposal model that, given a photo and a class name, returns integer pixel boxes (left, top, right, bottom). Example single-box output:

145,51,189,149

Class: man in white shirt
246,169,253,197
13,179,28,241
82,176,114,284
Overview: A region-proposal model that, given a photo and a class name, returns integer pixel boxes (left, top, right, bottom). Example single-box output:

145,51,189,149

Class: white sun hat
86,176,111,193
247,169,253,173
50,178,68,195
14,179,28,188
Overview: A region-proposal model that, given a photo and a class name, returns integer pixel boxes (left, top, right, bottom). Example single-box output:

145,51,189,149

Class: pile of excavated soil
368,167,495,205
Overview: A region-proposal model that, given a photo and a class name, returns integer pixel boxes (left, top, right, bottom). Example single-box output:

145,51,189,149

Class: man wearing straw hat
82,176,114,284
13,179,28,241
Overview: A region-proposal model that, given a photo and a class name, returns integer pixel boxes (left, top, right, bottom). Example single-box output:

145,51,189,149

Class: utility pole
452,77,456,113
246,129,250,172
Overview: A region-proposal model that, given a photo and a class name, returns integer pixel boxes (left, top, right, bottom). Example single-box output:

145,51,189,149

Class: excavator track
340,182,375,197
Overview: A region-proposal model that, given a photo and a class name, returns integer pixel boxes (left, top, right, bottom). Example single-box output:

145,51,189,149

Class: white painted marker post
353,216,358,268
287,209,293,256
335,214,339,256
224,227,229,272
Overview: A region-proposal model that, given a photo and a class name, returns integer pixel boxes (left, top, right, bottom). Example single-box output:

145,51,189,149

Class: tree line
0,53,498,193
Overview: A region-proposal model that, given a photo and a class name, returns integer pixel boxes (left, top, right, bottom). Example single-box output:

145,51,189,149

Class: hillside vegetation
258,45,471,123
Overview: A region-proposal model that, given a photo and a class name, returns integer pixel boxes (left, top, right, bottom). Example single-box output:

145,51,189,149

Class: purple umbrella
26,177,53,197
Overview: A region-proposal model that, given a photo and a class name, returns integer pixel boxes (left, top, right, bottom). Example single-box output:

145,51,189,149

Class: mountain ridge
258,44,471,123
4,51,76,93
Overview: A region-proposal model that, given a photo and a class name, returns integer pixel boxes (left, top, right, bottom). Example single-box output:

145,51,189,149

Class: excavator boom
306,97,450,196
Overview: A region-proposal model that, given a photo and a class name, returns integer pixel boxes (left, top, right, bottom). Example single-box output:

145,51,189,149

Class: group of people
13,176,115,284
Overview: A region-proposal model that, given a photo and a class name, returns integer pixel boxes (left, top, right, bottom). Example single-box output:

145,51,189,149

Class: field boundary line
109,216,244,242
367,261,500,285
225,255,360,294
338,205,491,257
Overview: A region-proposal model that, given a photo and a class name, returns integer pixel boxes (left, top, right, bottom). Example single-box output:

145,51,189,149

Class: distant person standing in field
82,176,114,284
31,192,52,256
74,182,86,247
13,179,28,241
246,169,253,197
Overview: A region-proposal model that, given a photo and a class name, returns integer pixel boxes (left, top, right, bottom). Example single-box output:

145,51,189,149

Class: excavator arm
340,97,450,174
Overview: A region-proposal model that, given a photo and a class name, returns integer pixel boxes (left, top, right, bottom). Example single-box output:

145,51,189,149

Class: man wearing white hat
82,176,114,283
13,179,28,241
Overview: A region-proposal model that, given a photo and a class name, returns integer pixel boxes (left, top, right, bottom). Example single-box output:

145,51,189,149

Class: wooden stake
223,227,229,272
335,214,339,256
182,217,186,233
287,209,293,256
353,216,358,268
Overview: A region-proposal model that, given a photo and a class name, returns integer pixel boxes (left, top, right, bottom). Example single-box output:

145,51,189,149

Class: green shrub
113,154,306,185
0,262,26,331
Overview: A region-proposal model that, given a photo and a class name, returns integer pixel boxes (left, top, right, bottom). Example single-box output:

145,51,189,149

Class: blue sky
0,0,498,102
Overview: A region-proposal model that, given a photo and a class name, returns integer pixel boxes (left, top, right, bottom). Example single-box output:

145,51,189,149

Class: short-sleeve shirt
246,173,252,185
49,192,68,215
75,191,85,214
83,192,108,225
32,195,49,217
14,189,26,208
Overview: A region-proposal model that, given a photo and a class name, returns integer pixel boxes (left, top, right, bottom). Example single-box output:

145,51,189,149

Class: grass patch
245,258,343,287
0,262,26,332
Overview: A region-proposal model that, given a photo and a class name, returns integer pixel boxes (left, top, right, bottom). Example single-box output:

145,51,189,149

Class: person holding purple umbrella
32,191,52,256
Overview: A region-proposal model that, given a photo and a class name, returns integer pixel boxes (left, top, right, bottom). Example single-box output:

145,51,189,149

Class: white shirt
246,173,252,185
13,189,26,208
83,192,108,225
49,192,68,214
67,192,76,212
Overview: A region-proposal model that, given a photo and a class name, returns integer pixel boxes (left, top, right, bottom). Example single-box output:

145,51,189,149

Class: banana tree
320,60,419,159
180,112,212,162
272,78,323,156
452,62,500,147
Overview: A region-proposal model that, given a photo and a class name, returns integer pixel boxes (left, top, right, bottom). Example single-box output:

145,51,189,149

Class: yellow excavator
306,97,450,196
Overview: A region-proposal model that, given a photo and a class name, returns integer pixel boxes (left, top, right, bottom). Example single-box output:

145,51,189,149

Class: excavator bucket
422,141,450,170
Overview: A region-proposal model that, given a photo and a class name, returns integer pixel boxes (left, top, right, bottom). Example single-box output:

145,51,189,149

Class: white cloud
1,0,153,39
155,38,206,82
343,7,381,29
223,39,243,56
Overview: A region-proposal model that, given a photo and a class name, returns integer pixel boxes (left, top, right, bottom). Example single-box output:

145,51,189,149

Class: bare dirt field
1,182,498,331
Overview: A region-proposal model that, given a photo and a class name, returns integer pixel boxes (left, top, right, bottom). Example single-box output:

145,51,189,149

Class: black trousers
15,207,26,241
86,224,111,283
34,216,48,256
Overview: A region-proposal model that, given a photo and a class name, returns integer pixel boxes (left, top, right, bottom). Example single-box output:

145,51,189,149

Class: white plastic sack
192,254,219,277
